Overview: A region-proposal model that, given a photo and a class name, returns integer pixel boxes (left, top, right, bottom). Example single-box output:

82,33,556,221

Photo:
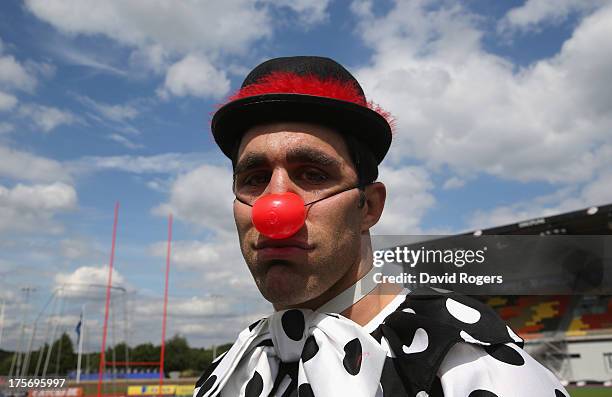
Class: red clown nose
251,192,306,239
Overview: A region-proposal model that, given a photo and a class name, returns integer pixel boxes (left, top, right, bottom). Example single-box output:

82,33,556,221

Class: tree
46,332,76,375
164,335,191,373
0,353,14,375
1,336,235,376
131,342,160,363
191,348,214,374
107,342,131,363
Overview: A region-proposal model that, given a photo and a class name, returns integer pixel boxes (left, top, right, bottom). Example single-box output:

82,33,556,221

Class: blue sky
1,0,611,350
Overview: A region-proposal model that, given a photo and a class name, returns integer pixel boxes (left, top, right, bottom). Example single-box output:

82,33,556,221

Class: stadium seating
567,296,612,336
485,295,571,338
484,295,612,338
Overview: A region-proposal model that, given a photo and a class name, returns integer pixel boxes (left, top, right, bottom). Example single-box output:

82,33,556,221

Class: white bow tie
195,309,387,397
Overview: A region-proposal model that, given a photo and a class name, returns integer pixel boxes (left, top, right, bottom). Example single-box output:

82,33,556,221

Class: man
194,56,569,397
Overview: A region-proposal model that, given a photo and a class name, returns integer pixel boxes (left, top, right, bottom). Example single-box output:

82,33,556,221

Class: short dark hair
342,133,379,188
229,132,378,189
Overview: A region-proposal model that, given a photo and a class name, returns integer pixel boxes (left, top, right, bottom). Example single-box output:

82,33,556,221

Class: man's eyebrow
233,147,342,175
286,147,341,168
234,153,268,175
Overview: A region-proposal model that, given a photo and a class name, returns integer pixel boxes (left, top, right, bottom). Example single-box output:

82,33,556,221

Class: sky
1,0,611,352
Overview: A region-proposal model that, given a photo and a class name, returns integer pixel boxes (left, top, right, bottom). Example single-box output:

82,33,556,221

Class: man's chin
259,259,311,306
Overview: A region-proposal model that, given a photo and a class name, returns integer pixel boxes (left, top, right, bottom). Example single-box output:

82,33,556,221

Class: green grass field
568,387,612,397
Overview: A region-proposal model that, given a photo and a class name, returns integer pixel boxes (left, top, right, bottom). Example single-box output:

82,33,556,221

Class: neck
339,277,402,326
274,235,403,326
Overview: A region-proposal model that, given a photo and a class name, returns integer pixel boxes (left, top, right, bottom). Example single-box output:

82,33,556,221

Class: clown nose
252,192,306,239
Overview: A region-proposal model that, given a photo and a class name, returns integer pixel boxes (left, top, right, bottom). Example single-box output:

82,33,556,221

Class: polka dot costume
193,287,570,396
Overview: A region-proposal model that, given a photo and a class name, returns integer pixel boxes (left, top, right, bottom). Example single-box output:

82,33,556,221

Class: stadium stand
486,295,572,338
567,295,612,336
412,203,612,381
474,204,612,382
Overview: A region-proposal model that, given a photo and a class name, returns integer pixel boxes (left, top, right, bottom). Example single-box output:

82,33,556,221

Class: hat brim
211,93,392,164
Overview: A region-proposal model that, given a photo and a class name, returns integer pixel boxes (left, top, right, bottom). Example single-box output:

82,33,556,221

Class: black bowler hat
211,56,394,164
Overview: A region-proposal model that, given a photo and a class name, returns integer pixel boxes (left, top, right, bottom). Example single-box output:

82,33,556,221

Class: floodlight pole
98,201,119,397
159,214,172,397
76,304,86,383
0,300,5,349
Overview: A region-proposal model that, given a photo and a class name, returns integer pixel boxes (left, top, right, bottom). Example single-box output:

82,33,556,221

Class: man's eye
301,169,328,183
243,172,270,186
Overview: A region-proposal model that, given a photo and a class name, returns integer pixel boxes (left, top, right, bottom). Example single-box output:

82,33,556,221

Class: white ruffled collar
313,265,410,332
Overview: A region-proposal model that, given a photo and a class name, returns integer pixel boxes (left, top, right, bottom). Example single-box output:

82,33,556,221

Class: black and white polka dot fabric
194,287,570,397
194,308,387,396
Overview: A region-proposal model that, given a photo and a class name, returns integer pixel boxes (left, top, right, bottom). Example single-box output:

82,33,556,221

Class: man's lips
254,239,314,258
254,238,314,250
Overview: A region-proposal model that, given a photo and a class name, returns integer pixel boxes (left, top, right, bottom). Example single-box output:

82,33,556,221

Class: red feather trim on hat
225,71,396,133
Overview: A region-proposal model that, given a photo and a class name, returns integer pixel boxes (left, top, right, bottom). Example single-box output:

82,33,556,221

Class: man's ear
360,182,386,232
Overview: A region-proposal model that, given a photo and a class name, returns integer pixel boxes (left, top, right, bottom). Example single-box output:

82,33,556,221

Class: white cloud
2,183,76,210
0,182,77,234
0,313,18,333
0,286,17,302
24,0,333,67
0,37,54,113
18,104,78,132
580,168,612,206
128,43,170,74
0,53,37,92
373,165,436,234
442,176,466,190
153,164,235,234
108,133,144,150
270,0,332,25
55,265,127,297
78,95,139,122
499,0,609,33
68,152,206,175
150,240,223,270
173,311,270,340
54,45,127,76
46,314,83,328
0,91,17,111
159,54,230,99
146,178,172,193
0,122,13,134
129,287,270,346
108,290,270,346
24,60,56,80
0,145,71,182
351,1,612,186
24,0,331,100
60,238,97,260
148,238,252,291
25,0,274,57
134,295,234,318
467,203,558,231
175,322,234,338
466,166,612,231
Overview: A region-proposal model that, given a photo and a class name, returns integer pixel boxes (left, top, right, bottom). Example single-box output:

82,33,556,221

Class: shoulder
374,287,523,354
436,341,570,397
371,287,533,396
397,287,522,347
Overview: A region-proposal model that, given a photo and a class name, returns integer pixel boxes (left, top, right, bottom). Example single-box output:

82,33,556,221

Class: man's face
233,122,364,308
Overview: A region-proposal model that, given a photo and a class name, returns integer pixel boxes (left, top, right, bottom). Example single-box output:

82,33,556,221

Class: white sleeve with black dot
437,342,570,397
